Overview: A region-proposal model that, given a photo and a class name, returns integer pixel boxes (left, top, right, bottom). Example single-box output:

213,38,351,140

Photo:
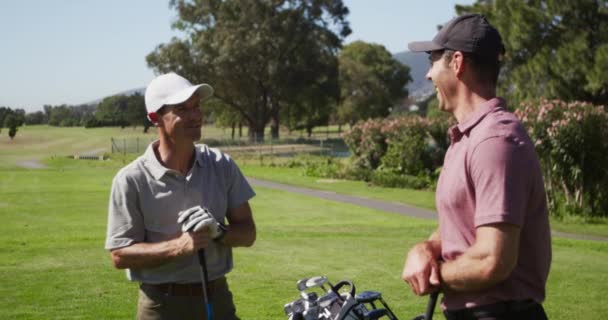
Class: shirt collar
143,141,205,180
448,97,505,142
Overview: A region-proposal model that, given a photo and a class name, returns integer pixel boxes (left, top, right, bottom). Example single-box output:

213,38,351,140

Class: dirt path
17,160,47,169
247,178,608,242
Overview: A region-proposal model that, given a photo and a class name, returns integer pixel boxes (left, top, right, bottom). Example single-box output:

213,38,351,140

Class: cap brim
164,84,214,106
408,41,445,53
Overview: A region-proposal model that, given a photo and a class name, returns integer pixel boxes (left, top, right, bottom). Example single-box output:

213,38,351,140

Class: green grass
239,162,437,211
238,161,608,238
1,158,607,319
0,124,341,169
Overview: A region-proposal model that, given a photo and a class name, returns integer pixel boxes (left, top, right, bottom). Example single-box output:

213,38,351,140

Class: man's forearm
439,225,519,293
439,248,501,292
111,238,183,269
223,222,256,247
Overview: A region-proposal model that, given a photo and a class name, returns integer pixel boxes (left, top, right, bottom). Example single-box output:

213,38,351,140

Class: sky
0,0,474,112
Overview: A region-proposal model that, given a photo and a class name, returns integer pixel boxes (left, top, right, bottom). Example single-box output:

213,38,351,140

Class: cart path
15,148,107,169
247,177,608,243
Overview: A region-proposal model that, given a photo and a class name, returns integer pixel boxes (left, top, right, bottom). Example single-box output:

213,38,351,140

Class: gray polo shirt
105,141,255,284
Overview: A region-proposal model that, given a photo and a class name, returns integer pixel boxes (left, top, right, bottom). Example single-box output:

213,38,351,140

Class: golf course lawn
1,157,607,319
238,163,608,238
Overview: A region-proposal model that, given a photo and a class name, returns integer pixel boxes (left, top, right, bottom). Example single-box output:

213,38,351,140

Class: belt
140,277,224,296
444,300,539,320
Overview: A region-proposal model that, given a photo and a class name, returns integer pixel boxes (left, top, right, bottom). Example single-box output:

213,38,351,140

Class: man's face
157,92,203,143
426,50,458,113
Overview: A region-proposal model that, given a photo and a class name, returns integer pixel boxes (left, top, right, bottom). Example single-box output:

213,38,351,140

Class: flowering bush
343,115,452,178
515,99,608,217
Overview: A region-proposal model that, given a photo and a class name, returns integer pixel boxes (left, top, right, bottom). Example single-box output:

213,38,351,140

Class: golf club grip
424,291,439,320
198,250,209,283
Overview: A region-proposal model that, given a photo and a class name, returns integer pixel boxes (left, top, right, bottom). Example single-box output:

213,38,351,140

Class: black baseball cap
408,14,505,58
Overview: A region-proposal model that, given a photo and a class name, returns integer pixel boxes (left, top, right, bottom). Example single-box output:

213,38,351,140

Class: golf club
424,291,439,320
198,249,213,320
411,291,439,320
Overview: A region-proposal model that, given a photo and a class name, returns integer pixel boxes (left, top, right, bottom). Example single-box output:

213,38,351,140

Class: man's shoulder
113,155,147,184
195,144,234,167
472,108,528,143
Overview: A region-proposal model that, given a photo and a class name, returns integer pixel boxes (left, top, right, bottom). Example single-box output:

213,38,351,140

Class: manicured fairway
0,158,607,319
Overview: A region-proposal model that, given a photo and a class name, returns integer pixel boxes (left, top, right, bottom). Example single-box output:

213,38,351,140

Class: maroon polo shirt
436,97,551,310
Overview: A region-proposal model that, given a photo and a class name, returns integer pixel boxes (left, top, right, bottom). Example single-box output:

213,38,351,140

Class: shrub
515,99,608,217
370,170,431,189
343,115,452,177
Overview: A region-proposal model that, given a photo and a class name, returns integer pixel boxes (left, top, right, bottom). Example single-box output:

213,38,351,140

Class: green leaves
338,41,412,125
148,0,351,141
457,0,608,106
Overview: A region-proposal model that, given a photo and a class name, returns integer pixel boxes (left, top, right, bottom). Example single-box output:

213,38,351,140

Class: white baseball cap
144,72,214,115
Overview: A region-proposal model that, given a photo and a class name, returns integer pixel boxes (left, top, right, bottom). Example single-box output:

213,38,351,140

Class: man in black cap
401,14,551,319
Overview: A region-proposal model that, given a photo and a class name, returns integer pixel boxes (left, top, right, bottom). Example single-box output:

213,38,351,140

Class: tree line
146,0,411,141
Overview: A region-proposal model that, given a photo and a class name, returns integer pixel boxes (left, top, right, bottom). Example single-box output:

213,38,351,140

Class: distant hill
84,87,145,106
393,51,434,101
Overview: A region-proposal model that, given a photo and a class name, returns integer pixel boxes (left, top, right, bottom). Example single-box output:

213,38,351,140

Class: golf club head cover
177,205,225,239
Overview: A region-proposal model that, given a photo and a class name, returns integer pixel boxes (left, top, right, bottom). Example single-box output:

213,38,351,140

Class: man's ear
147,112,159,125
452,51,465,77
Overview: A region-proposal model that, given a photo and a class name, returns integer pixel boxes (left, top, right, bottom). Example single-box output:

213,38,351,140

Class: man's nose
426,69,432,81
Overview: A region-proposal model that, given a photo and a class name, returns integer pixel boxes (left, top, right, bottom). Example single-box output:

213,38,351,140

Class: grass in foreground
238,161,608,238
0,158,607,319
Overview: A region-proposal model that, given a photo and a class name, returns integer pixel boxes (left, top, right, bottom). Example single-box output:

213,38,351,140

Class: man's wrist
214,223,227,243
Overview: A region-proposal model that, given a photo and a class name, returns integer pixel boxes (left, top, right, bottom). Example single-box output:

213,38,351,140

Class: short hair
443,50,501,86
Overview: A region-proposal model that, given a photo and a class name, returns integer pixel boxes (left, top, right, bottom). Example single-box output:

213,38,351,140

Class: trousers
444,300,548,320
137,276,239,320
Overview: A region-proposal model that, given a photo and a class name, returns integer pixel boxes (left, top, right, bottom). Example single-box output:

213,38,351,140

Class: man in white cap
105,72,256,319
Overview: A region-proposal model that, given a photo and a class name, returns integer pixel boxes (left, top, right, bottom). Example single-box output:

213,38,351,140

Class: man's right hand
402,241,441,296
173,228,212,257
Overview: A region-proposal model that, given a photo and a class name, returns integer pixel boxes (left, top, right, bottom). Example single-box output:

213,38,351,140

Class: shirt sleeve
105,172,145,250
225,156,256,209
469,135,531,228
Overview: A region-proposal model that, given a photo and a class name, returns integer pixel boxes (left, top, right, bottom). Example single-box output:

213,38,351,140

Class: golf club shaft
424,291,439,320
198,249,213,320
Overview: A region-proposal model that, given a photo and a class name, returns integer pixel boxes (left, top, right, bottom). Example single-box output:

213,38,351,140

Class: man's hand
173,228,212,256
402,241,441,296
177,206,224,239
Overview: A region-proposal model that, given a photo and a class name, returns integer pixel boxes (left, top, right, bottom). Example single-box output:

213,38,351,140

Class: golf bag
283,276,399,320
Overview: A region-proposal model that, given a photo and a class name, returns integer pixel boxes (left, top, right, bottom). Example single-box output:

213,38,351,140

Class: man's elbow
243,228,256,247
482,256,516,284
110,250,128,269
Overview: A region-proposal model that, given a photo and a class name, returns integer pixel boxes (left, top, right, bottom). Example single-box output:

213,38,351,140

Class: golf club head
298,275,329,291
296,278,310,291
355,290,382,304
318,291,339,309
300,291,318,302
285,299,306,315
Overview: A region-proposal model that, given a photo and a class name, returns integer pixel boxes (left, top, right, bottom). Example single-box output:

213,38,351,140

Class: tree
95,95,130,127
25,111,47,125
4,113,20,140
0,106,10,133
125,93,147,129
283,38,340,137
337,41,412,125
456,0,608,106
208,98,245,140
147,0,351,141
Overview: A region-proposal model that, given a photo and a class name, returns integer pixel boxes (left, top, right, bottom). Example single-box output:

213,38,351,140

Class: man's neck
155,135,195,175
451,84,496,123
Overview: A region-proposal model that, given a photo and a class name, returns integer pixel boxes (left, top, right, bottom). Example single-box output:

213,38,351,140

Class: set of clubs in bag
283,276,439,320
283,276,398,320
